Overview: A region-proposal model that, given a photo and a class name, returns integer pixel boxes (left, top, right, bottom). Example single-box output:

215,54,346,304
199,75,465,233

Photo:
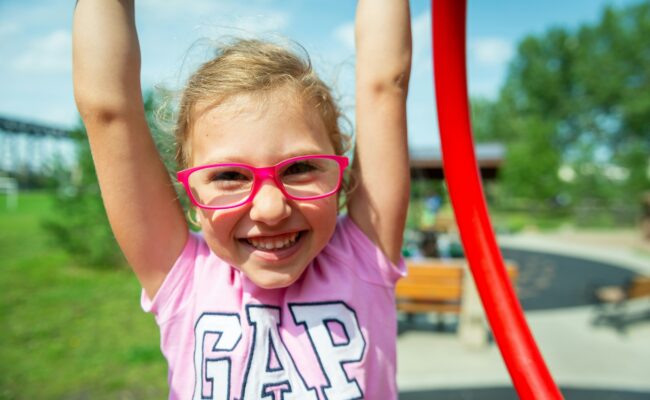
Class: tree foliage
472,1,650,207
45,91,177,268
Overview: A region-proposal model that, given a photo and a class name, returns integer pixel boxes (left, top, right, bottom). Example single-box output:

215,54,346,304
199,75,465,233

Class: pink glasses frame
177,154,349,210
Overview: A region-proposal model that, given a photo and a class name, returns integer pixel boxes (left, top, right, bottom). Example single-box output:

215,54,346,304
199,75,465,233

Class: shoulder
318,215,406,287
141,231,232,320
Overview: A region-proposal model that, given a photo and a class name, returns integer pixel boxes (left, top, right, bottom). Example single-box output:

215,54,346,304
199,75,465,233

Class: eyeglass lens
187,157,342,208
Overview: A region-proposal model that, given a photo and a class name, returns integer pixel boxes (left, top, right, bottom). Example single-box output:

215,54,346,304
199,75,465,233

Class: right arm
73,0,187,299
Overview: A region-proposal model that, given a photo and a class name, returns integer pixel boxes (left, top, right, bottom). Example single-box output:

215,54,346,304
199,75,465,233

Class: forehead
190,91,334,166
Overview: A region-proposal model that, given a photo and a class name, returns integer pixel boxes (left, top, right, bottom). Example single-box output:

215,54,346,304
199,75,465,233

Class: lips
239,230,305,263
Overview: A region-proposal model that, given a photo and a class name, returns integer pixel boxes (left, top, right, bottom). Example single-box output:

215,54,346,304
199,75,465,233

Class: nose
249,180,291,225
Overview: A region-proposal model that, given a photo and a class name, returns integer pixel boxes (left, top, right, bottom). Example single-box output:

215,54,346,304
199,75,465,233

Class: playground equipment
432,1,563,398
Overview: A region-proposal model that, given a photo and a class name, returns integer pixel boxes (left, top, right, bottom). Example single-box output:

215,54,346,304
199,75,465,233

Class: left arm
348,0,412,264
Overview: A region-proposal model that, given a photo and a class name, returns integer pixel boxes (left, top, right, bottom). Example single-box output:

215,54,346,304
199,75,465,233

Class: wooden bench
593,275,650,331
396,258,518,325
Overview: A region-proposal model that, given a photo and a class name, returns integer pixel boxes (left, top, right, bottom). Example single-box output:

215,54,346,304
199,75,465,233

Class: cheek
300,197,338,232
198,209,246,263
199,209,240,240
203,206,243,222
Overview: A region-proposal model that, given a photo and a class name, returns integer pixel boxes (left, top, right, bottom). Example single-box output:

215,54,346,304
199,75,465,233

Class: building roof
409,143,505,180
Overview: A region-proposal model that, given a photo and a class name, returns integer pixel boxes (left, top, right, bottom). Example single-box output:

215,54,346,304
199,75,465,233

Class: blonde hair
172,38,354,208
174,38,351,169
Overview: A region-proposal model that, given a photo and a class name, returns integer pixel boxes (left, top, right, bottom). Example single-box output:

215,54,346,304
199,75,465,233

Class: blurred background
1,0,649,398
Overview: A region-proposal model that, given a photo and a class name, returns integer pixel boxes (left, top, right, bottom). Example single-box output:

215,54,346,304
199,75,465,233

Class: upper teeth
247,232,299,250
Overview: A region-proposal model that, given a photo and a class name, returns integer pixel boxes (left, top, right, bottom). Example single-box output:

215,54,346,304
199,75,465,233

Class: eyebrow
198,149,332,167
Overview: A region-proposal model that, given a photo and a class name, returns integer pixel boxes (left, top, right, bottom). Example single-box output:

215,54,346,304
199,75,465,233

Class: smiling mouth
242,231,304,251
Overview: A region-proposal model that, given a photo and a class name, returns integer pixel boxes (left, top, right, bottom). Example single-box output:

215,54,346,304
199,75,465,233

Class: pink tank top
142,216,406,399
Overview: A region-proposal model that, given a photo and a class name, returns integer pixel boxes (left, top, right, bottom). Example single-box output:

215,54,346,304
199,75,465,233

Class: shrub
44,91,177,268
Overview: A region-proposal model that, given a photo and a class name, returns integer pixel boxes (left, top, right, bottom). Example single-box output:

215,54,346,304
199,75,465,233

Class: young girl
73,1,411,398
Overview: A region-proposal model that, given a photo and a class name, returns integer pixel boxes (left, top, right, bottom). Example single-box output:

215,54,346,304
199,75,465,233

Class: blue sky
0,0,643,148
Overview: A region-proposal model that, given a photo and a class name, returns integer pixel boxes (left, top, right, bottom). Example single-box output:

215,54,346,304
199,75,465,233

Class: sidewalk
397,229,650,395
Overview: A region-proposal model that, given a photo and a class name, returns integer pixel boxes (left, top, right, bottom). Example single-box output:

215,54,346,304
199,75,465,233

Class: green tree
45,91,177,268
473,1,650,207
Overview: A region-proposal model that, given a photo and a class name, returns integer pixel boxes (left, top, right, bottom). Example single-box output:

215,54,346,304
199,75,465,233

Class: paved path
399,387,650,400
397,230,650,398
501,247,638,310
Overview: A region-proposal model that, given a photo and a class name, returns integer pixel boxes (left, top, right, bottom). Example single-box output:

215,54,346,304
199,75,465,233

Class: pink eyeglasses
177,154,349,210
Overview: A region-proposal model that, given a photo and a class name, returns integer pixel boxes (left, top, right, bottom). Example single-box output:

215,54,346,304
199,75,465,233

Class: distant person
72,0,411,399
425,191,443,215
421,190,443,228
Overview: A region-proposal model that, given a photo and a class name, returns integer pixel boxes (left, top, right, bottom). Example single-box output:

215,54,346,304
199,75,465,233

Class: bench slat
628,277,650,299
402,267,463,279
395,259,518,316
397,302,461,313
396,284,462,300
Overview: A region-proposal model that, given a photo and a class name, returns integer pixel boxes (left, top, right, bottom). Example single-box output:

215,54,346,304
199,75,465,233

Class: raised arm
73,0,187,298
349,0,412,263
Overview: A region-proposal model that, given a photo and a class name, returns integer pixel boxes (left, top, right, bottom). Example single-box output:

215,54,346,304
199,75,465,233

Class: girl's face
189,91,339,289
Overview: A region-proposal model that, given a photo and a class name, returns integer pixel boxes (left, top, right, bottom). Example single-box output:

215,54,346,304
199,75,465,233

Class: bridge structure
0,115,77,175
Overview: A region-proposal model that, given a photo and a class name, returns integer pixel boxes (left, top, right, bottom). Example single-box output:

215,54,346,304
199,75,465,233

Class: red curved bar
431,1,563,399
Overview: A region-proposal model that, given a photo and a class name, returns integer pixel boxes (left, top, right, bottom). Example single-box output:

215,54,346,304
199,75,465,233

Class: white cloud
332,10,433,77
139,0,229,19
138,0,289,35
187,11,292,51
227,12,291,35
470,37,514,67
13,30,71,73
333,21,354,50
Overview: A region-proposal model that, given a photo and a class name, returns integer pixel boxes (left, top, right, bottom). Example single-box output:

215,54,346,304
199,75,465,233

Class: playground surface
396,229,650,399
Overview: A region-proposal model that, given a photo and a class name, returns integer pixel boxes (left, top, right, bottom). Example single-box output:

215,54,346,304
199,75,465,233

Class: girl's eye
283,161,317,176
209,170,249,182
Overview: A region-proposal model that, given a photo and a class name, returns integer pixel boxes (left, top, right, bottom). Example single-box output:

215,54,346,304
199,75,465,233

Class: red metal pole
432,1,563,398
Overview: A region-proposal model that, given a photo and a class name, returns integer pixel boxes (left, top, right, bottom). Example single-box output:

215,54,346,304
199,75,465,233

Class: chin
249,268,305,290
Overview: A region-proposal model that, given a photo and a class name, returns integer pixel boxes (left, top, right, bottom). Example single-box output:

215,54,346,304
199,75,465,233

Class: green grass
0,192,168,399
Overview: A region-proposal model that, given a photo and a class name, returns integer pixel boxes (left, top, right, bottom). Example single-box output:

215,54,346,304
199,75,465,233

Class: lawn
0,192,168,399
